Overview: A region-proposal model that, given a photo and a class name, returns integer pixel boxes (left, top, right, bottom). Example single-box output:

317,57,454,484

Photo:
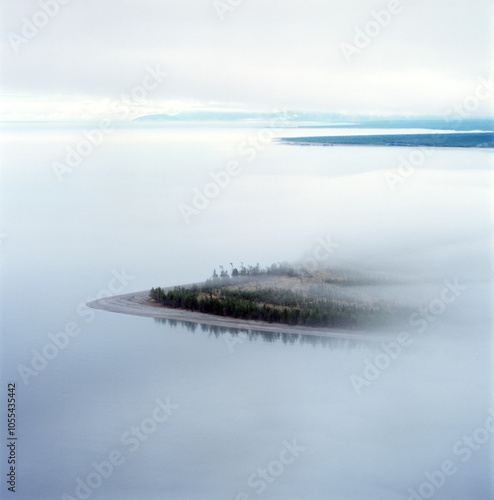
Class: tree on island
149,262,406,330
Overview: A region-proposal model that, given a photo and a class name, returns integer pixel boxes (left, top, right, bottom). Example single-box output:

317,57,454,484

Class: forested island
150,263,411,330
279,132,494,148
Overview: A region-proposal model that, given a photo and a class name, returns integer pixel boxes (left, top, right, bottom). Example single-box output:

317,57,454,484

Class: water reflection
2,124,491,500
153,316,367,350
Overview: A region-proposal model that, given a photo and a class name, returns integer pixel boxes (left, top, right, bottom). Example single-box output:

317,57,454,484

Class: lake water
1,124,492,499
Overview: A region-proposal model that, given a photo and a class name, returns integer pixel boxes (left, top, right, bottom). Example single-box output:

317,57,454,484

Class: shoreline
87,290,386,342
278,141,493,150
277,131,494,149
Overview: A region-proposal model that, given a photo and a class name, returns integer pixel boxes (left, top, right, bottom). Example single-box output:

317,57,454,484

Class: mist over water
1,125,492,499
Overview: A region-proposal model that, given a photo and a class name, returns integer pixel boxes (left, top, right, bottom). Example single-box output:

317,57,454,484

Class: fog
1,125,492,499
2,1,492,119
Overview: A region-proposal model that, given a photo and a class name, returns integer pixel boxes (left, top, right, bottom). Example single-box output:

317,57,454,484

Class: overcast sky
1,0,492,120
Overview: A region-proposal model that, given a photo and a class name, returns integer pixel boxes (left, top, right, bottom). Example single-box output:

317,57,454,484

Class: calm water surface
1,125,492,499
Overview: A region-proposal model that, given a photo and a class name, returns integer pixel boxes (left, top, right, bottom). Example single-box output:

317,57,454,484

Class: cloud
1,0,492,120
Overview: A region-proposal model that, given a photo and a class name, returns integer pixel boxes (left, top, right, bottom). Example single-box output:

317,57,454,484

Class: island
278,132,494,148
88,263,414,340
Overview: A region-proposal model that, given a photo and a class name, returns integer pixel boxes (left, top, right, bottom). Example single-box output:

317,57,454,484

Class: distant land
134,112,493,131
134,110,294,122
278,132,494,148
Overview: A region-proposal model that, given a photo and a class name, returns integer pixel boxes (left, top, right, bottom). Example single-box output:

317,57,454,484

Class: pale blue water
1,124,492,499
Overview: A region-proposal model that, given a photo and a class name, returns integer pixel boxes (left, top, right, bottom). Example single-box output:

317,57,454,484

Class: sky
0,0,493,121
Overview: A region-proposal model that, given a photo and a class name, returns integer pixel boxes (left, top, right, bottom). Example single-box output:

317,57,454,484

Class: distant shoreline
87,290,384,341
278,131,494,149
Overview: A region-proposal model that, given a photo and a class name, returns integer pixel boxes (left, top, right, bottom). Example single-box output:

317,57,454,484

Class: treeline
149,285,392,329
208,262,401,287
208,261,298,282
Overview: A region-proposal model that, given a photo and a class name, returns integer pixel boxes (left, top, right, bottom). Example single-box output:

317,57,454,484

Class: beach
87,290,383,341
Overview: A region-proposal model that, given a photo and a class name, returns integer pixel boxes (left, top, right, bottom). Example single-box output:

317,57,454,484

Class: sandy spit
87,289,387,342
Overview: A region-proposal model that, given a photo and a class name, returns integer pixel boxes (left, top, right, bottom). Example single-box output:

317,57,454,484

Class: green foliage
149,278,400,329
